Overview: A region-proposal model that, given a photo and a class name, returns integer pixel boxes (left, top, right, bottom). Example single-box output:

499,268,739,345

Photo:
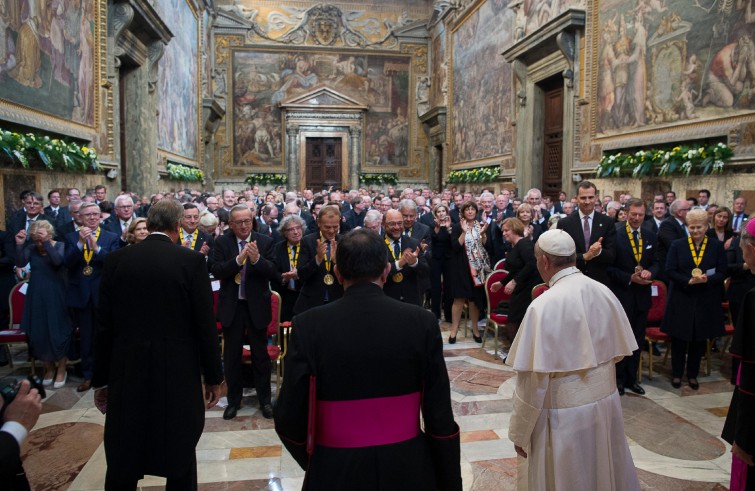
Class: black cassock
722,287,755,489
275,282,461,490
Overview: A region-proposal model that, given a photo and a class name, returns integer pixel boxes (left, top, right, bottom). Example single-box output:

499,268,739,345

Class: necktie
735,214,742,232
633,230,640,261
582,215,591,251
393,240,400,258
25,219,32,232
288,245,296,289
238,240,247,300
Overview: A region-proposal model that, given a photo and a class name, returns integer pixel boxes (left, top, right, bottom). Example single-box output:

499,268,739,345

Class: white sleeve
508,371,550,449
0,421,28,446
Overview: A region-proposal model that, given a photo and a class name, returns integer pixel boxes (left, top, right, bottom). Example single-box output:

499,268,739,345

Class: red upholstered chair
481,270,510,358
531,283,549,300
241,291,288,396
493,259,507,271
642,280,670,380
0,281,34,371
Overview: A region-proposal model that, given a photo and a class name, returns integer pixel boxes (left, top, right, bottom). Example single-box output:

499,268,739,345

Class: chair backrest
493,259,507,271
647,280,667,325
9,281,28,328
268,291,282,337
485,270,511,320
531,283,549,300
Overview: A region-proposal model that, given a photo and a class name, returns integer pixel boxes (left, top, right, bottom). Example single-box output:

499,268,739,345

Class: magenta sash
315,392,421,448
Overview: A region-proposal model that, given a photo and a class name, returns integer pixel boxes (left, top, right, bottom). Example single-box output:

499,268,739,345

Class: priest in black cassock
275,228,461,490
722,218,755,490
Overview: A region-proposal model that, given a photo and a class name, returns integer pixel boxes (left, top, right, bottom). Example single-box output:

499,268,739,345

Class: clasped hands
688,274,708,285
315,239,336,265
630,269,653,285
281,267,299,282
237,240,260,265
398,247,420,268
78,227,100,252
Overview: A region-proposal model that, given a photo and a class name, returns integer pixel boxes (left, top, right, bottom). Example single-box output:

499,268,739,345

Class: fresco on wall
519,0,582,37
232,49,411,167
595,0,755,137
0,0,96,126
155,0,198,161
430,28,446,107
451,0,514,164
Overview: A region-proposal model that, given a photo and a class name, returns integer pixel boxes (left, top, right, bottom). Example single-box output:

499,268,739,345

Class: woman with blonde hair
14,220,71,388
126,217,149,245
515,203,542,241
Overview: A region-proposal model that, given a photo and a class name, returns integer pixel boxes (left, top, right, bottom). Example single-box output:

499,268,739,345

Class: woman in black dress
661,209,727,390
447,201,493,344
430,203,454,322
706,206,734,250
272,214,306,322
490,218,542,344
515,203,542,242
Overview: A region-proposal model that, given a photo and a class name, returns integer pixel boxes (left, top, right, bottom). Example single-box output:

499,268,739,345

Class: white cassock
506,266,640,491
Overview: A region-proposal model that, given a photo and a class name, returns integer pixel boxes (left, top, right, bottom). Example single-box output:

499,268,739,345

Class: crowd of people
0,181,753,489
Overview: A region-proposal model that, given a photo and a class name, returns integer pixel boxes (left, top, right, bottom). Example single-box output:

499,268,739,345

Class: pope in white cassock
506,229,640,490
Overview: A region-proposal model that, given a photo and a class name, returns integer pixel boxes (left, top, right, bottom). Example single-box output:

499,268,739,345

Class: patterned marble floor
1,321,735,490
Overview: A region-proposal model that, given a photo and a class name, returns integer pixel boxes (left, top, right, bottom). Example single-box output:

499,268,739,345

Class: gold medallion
323,273,335,285
82,265,94,276
234,273,242,285
634,265,643,274
392,272,404,283
691,268,703,278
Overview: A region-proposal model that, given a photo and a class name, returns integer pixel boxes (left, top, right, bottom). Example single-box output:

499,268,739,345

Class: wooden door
306,138,342,190
542,85,563,200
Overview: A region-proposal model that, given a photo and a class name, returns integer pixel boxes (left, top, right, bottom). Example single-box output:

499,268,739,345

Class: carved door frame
299,130,349,190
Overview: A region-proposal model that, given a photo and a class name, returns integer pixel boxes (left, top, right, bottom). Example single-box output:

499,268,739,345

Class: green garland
245,173,287,185
359,173,398,185
0,129,101,172
167,163,204,182
446,166,499,184
596,143,734,178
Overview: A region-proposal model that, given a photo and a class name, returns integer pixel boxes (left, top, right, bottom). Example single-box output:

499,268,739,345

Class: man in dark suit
382,209,429,306
64,202,120,392
655,199,690,280
399,199,431,250
526,188,551,227
608,199,660,396
292,205,344,315
55,187,81,227
55,200,83,240
557,181,616,286
44,189,62,220
732,196,749,233
258,204,282,243
6,192,55,238
178,203,213,264
644,200,667,235
93,199,223,490
0,379,42,490
210,204,277,420
275,229,462,490
101,195,136,248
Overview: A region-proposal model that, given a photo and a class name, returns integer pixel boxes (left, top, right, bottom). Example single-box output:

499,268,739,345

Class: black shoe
688,379,700,390
617,384,625,396
628,383,645,395
473,334,482,344
261,404,274,419
671,378,682,389
448,336,456,344
223,404,239,420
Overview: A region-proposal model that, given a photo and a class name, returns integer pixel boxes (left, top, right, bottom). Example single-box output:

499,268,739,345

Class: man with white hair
102,194,136,247
363,209,383,235
507,229,639,491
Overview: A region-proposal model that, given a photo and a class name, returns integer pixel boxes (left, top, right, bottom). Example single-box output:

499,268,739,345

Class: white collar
578,210,594,221
548,266,582,287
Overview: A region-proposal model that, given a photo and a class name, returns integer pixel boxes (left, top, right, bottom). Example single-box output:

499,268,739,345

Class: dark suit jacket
177,229,214,252
383,235,429,306
101,216,133,248
64,228,120,308
43,205,61,220
418,211,435,228
0,431,28,490
271,239,302,322
275,282,461,490
656,216,687,278
93,234,223,481
292,233,344,315
210,231,277,331
55,221,77,241
6,212,56,238
608,222,660,316
55,206,73,227
557,211,616,286
343,209,366,229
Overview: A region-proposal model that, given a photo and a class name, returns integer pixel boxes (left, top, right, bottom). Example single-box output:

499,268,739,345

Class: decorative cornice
501,8,585,66
285,112,363,121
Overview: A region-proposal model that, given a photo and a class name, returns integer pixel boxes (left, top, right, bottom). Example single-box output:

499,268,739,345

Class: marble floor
1,321,735,490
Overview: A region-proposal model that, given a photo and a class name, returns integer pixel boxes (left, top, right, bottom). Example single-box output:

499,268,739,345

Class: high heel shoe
688,378,699,390
473,333,482,343
53,371,67,389
671,378,682,389
42,373,54,387
448,335,457,344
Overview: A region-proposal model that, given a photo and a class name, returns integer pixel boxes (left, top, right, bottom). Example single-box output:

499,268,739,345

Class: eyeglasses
285,226,303,233
116,205,133,209
81,212,100,218
232,219,253,226
385,221,403,227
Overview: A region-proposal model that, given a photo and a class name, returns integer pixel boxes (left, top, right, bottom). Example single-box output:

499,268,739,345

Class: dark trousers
72,302,96,380
616,300,648,386
104,456,197,491
430,257,452,321
223,301,271,407
671,337,706,379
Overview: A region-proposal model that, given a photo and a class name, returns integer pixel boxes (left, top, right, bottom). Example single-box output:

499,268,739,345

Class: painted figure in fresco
703,34,755,108
74,0,93,123
626,9,648,127
8,14,41,88
271,54,318,104
612,21,632,128
49,0,65,86
598,17,618,131
63,0,82,106
676,79,698,120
